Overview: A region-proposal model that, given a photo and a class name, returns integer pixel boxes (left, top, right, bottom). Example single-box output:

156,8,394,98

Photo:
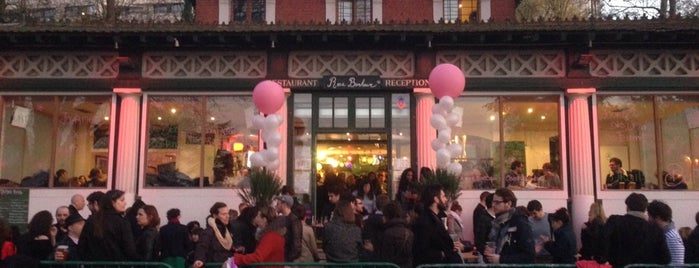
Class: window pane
233,0,246,22
356,0,372,22
251,0,265,22
204,96,259,188
460,0,478,22
319,97,333,128
55,96,112,188
146,96,203,187
444,0,458,22
598,95,656,190
334,97,348,128
0,95,111,188
656,95,698,190
293,94,313,194
391,94,411,195
356,97,369,128
501,96,561,190
453,97,499,190
338,0,353,23
370,97,385,128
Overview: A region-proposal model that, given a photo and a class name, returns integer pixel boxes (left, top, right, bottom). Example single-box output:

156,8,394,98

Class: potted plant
237,168,282,207
416,168,462,202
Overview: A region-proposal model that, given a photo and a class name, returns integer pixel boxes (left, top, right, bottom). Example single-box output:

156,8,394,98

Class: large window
444,0,478,22
0,95,112,188
145,95,259,188
598,94,699,191
452,95,562,190
233,0,266,23
338,0,372,23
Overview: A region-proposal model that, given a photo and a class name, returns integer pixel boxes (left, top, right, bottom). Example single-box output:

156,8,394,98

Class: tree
516,0,591,21
599,0,699,18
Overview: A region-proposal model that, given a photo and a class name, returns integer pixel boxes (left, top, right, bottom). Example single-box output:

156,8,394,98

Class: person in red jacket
233,206,285,268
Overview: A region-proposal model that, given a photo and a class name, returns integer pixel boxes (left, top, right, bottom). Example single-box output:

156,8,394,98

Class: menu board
0,189,29,232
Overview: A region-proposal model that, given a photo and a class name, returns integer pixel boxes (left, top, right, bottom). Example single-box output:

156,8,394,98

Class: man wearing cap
275,195,302,262
54,213,85,261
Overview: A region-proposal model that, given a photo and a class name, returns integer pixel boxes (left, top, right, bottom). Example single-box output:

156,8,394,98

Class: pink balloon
429,63,466,99
253,80,285,114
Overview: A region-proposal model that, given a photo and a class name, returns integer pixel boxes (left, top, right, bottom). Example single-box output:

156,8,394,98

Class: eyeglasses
492,200,505,205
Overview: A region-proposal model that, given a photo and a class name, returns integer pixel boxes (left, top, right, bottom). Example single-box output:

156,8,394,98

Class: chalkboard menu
0,189,29,232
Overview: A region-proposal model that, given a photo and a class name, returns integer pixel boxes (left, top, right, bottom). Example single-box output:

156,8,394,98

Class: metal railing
624,265,699,268
206,262,401,268
416,264,576,268
40,261,174,268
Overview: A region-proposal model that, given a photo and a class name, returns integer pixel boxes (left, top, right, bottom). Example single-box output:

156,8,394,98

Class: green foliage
237,168,282,207
416,168,462,201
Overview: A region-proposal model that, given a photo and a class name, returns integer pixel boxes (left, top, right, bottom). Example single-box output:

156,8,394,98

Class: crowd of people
1,167,699,268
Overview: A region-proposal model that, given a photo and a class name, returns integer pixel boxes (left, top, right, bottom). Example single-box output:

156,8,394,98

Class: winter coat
377,218,413,268
193,220,233,263
579,219,605,262
490,208,536,264
686,226,699,263
78,212,141,261
602,213,670,268
543,224,577,263
412,209,462,266
323,216,362,262
136,227,160,261
159,221,190,258
234,218,286,268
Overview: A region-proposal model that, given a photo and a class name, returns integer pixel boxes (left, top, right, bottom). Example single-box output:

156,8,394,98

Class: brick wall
276,0,326,23
196,0,220,24
383,0,433,23
490,0,516,22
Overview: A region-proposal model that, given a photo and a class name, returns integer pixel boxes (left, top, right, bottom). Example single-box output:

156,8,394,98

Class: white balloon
269,114,284,126
436,148,451,168
439,96,454,111
431,139,446,151
263,115,281,131
252,115,266,129
249,152,266,167
263,147,279,162
266,159,280,170
448,143,463,158
437,128,452,143
265,132,282,147
430,114,447,130
446,112,460,127
431,105,446,116
447,162,463,176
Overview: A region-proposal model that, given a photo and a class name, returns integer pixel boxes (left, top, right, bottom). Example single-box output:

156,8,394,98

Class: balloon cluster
429,63,466,176
249,80,286,171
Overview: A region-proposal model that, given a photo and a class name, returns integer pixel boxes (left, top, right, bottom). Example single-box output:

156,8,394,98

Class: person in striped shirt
648,200,685,265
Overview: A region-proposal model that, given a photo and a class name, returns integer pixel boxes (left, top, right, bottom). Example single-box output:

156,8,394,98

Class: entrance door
313,94,392,216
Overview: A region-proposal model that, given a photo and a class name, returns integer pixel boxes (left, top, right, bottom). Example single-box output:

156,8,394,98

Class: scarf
447,210,464,230
207,217,233,250
488,208,515,253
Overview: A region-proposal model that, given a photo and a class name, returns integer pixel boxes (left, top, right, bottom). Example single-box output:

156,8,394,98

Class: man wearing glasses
484,188,535,264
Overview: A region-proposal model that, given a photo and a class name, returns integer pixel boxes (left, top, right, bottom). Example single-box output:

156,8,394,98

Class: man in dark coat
412,185,465,266
484,188,535,264
159,208,190,268
601,193,670,268
473,191,492,254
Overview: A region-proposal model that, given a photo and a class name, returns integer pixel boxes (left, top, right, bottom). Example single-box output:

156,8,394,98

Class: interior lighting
489,115,496,121
170,108,177,114
210,116,215,121
527,108,533,113
541,115,546,120
104,116,109,121
157,116,162,121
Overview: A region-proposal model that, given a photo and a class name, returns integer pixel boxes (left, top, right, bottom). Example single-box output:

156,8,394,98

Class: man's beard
437,202,447,211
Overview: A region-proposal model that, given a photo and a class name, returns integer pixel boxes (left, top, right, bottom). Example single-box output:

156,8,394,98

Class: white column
326,0,337,23
372,0,382,23
219,0,230,23
567,87,596,249
433,0,444,22
416,90,436,170
480,0,491,21
275,95,288,184
114,88,142,200
266,0,276,24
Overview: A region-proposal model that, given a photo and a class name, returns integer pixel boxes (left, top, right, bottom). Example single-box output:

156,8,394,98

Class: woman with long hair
231,206,285,267
16,210,55,260
135,204,161,261
395,168,417,211
355,179,376,214
79,189,141,261
578,200,607,261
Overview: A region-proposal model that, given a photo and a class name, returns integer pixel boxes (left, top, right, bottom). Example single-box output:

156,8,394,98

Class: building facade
2,0,699,244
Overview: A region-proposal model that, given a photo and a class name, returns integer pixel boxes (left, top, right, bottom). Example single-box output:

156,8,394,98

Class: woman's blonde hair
589,200,607,223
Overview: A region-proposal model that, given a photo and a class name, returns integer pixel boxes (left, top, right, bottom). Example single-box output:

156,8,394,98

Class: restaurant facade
2,0,699,243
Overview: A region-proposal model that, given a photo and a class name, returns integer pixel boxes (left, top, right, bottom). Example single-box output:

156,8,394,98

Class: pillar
416,90,436,170
567,87,596,248
114,88,142,201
